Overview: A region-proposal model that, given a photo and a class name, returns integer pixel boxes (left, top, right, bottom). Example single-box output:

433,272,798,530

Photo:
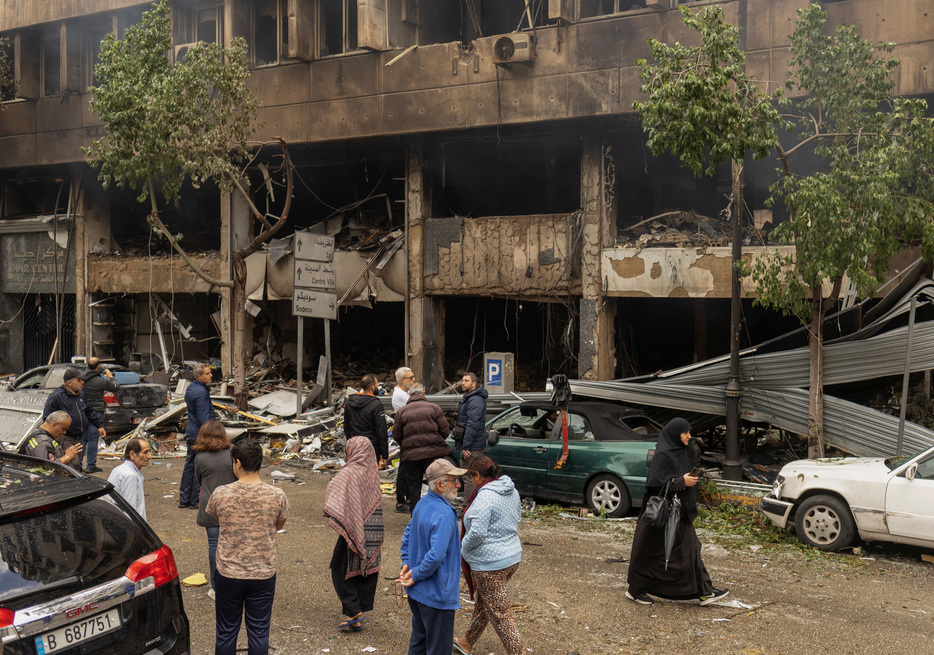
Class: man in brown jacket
394,384,453,513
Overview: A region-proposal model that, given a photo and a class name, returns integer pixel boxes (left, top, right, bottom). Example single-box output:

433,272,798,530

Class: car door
543,410,597,500
884,452,934,544
485,406,550,493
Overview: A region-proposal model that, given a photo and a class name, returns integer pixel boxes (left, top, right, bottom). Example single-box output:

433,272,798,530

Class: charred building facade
0,0,931,390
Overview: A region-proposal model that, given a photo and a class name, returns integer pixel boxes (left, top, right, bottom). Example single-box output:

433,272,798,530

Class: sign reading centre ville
292,232,337,320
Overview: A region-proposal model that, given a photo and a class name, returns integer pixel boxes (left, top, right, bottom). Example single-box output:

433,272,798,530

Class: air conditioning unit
172,42,197,65
492,33,535,66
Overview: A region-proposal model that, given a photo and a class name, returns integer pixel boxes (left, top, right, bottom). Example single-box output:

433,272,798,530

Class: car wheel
586,474,631,518
794,494,856,551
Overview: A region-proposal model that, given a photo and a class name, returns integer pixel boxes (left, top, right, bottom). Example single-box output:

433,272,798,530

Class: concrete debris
617,210,767,249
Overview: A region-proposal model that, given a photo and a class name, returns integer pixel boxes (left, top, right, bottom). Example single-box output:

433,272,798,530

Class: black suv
0,452,190,654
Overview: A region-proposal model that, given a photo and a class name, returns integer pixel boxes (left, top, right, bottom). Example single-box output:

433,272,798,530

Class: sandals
453,637,472,654
338,614,364,632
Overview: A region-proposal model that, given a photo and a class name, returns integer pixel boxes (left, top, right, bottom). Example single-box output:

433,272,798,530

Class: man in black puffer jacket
342,373,389,468
394,384,453,512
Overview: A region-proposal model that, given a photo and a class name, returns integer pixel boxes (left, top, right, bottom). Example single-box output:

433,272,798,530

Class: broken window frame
253,0,290,67
40,29,61,97
317,0,358,59
86,21,114,90
195,3,225,45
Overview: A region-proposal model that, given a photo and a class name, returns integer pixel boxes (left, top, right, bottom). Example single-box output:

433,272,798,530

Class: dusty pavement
94,453,934,654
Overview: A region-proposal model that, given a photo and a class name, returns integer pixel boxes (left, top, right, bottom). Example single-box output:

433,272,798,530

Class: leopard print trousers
465,562,523,655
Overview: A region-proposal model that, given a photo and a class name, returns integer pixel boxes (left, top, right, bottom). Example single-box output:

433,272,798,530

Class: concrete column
78,176,112,358
406,140,445,391
578,126,617,380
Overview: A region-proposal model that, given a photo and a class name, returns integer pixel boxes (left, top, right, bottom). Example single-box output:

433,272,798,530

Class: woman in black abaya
626,417,729,606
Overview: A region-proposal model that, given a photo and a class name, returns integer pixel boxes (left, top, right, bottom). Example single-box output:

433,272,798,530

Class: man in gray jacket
82,357,120,473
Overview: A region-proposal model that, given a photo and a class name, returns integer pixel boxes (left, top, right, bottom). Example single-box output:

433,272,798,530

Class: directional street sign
293,260,336,290
292,288,337,320
294,232,334,263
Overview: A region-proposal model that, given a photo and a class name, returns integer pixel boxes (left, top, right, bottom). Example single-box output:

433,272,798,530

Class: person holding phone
625,417,729,606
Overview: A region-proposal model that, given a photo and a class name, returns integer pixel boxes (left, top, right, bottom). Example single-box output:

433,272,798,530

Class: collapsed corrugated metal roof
570,278,934,457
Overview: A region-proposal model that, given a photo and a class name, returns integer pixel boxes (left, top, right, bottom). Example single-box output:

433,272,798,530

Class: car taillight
125,545,179,590
0,607,15,641
103,391,121,407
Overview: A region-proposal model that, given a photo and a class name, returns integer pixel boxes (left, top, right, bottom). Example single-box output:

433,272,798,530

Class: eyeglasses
403,375,415,380
391,580,408,609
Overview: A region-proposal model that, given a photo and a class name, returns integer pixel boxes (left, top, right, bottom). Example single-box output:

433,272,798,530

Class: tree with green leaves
749,4,934,457
0,37,14,103
635,3,934,458
84,0,294,404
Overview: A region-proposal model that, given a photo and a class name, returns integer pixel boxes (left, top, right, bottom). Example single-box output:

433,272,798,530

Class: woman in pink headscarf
324,436,384,632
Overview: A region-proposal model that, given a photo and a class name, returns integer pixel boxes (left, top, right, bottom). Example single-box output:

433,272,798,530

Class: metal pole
296,316,304,418
896,296,917,456
723,158,744,481
325,318,332,406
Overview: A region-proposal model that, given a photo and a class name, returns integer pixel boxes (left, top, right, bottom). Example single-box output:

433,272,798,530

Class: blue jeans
82,424,100,469
407,597,455,655
206,526,219,589
178,439,200,506
214,571,276,655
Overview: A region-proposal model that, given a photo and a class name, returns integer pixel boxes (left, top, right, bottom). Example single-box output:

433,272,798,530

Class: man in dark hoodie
81,357,120,473
342,373,389,468
456,372,488,499
42,367,105,459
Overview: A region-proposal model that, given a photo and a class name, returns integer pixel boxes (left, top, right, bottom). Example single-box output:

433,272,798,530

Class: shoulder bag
642,480,673,529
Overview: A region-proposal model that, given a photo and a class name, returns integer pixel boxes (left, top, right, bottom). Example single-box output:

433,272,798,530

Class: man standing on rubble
392,367,416,412
455,372,488,499
343,373,389,468
81,357,120,473
43,367,105,465
180,362,216,509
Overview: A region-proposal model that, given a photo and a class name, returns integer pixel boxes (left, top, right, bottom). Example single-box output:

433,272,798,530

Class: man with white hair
392,367,416,412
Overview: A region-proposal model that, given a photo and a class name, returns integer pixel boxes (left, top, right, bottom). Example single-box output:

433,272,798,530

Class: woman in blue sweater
453,455,523,655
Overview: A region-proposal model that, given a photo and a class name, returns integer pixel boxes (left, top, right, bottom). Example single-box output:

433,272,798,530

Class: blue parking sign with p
487,359,503,386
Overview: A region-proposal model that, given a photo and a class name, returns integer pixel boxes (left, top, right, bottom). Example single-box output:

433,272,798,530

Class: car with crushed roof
760,445,934,551
463,400,663,518
0,363,169,438
0,451,190,654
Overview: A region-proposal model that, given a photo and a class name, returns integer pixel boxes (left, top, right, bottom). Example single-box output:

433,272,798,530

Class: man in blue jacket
399,458,467,655
455,372,488,499
179,362,216,509
43,367,105,460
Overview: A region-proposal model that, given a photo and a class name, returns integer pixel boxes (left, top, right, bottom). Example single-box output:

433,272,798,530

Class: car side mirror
486,429,499,447
646,449,655,467
906,463,917,481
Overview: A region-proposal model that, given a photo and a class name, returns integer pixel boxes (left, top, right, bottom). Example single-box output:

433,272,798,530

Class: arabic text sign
294,232,334,262
293,260,336,290
292,288,337,320
1,233,76,294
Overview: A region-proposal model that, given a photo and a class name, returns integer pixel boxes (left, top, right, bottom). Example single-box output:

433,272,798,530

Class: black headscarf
646,418,698,513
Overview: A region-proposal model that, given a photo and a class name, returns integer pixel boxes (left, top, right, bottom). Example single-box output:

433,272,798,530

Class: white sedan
759,445,934,551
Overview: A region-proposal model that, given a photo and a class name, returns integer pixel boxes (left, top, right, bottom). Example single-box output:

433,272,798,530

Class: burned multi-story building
0,1,931,391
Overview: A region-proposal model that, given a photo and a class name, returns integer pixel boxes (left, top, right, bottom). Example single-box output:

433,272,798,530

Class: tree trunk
231,278,249,409
807,288,825,458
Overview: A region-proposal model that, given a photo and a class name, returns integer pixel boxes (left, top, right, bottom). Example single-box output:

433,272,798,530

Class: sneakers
84,466,103,474
625,590,653,605
207,589,216,600
394,503,411,514
699,588,730,606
